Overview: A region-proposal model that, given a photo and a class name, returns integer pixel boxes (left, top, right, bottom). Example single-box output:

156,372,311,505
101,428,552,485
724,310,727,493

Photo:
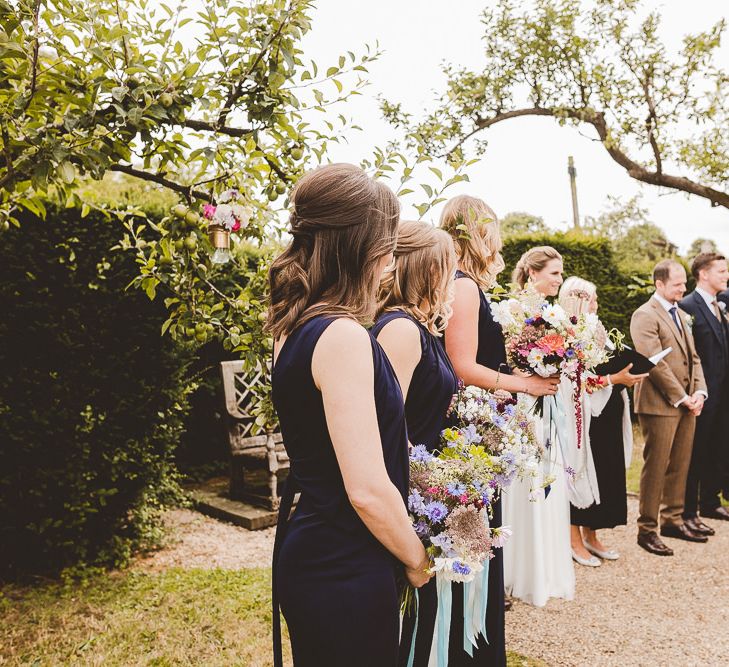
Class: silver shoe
583,541,619,560
571,548,601,567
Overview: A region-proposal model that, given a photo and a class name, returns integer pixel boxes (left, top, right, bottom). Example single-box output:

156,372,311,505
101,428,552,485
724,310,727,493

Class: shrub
0,206,196,577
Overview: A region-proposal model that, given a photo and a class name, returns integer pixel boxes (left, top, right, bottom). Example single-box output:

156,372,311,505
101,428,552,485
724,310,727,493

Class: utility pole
568,155,580,229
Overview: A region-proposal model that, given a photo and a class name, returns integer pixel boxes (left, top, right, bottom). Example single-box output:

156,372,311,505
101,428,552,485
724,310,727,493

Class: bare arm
445,278,558,396
375,316,422,402
312,319,429,583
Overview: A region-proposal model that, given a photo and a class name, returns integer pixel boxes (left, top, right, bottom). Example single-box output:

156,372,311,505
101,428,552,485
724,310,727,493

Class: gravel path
135,501,729,665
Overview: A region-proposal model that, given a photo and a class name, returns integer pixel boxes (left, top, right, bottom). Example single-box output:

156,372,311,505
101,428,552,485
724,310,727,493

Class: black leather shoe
684,517,715,536
701,506,729,521
637,532,674,556
660,523,709,542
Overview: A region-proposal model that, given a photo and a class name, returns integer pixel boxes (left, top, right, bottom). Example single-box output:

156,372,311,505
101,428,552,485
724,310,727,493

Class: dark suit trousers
684,386,729,516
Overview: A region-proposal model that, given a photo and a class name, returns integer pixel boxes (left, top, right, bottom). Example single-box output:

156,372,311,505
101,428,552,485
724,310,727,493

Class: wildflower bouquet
404,435,510,661
449,385,548,490
490,287,611,446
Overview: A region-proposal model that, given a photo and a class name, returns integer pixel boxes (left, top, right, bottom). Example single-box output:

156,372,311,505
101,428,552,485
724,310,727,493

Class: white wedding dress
503,389,576,607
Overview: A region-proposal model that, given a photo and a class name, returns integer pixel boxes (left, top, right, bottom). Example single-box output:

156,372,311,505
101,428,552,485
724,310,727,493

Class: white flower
541,303,568,327
213,204,235,229
490,300,516,326
527,348,545,366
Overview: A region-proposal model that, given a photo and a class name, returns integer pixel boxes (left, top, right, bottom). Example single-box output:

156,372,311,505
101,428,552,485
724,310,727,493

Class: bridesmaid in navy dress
268,164,431,667
371,221,458,666
440,196,559,666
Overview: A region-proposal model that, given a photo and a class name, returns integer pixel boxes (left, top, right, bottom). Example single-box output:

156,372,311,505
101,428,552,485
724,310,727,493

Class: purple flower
424,501,448,523
570,315,578,325
565,466,576,479
408,489,426,514
410,444,434,463
431,532,456,556
452,561,471,576
503,403,516,417
461,424,482,444
414,520,429,538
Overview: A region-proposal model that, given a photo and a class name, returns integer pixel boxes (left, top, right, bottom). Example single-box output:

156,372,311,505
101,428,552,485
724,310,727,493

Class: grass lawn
1,568,545,666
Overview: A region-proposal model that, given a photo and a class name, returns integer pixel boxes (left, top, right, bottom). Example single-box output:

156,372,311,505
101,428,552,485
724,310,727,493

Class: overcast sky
297,0,729,253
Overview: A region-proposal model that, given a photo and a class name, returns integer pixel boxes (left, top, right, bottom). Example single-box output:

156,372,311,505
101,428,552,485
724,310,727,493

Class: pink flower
459,494,469,504
203,204,216,219
231,220,241,232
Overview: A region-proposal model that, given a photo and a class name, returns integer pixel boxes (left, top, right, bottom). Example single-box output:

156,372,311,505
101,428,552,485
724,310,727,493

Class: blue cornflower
452,561,471,576
565,348,576,358
493,415,506,429
503,403,517,417
410,444,435,463
525,317,535,325
424,501,448,523
447,482,467,497
501,451,516,467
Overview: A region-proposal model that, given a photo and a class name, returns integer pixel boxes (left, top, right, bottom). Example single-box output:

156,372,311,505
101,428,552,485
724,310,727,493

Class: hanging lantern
208,224,231,264
203,189,249,266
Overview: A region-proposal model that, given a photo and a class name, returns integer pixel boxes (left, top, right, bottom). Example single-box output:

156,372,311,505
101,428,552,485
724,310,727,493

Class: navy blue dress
443,270,507,667
372,310,458,667
271,316,409,667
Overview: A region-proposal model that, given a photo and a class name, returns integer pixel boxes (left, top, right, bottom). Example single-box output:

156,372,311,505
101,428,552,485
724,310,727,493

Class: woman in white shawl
558,277,647,567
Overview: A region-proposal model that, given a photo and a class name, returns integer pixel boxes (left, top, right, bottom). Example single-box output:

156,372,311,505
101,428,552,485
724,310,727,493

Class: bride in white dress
503,247,579,607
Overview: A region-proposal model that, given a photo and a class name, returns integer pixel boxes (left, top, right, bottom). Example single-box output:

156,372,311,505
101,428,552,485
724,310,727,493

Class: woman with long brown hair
371,220,459,666
268,164,431,667
441,196,559,665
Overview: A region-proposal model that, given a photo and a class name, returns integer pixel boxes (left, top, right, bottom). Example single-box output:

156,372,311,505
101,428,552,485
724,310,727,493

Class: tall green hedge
0,207,196,577
501,232,647,340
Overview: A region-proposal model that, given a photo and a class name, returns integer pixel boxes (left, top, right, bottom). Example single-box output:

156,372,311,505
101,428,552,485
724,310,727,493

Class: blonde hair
267,163,399,338
439,194,504,289
559,276,597,317
512,246,563,288
377,221,457,335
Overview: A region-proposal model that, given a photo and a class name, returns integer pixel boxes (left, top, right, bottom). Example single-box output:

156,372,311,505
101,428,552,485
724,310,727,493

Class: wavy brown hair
439,194,504,289
266,163,400,338
512,246,563,288
377,221,457,336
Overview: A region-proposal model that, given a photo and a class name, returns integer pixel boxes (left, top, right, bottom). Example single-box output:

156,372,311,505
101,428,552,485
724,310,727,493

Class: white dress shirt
695,286,720,317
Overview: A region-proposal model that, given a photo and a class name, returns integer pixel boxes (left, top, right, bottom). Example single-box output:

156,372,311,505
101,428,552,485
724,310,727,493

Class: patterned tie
669,306,682,331
712,299,722,321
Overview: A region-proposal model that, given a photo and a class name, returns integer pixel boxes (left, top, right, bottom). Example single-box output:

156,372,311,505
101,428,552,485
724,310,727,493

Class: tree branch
641,76,663,175
448,106,729,209
21,0,42,113
182,118,254,137
109,164,210,203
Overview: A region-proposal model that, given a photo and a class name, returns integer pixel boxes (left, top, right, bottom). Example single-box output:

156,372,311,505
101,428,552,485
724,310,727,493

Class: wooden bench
220,360,289,511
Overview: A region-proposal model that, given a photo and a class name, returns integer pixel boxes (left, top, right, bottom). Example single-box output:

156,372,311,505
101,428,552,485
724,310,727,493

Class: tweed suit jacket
630,297,707,416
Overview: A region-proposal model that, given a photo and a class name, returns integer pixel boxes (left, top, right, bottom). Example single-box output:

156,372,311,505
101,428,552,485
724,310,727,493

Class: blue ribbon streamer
463,561,490,656
434,575,452,666
406,589,419,667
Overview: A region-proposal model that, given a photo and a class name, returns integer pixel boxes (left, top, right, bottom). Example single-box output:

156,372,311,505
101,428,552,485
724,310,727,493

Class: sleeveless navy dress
443,270,507,667
271,316,409,667
372,310,458,666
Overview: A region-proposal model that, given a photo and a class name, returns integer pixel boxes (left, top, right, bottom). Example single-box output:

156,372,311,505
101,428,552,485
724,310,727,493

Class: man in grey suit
630,260,708,556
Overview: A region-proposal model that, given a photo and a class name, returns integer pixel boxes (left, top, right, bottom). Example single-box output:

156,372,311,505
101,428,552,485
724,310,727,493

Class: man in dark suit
717,286,729,502
679,253,729,530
